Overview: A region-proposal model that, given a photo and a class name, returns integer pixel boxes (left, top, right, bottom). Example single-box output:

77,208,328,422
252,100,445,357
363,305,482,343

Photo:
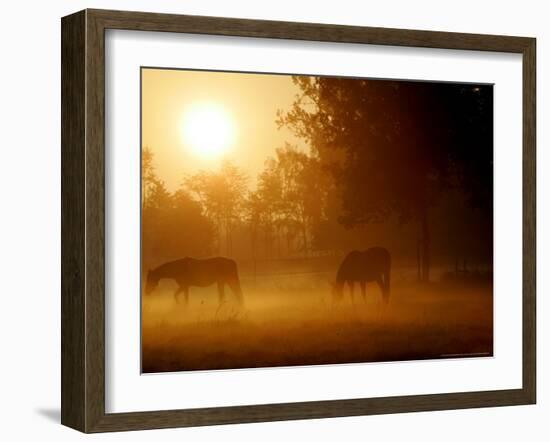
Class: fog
140,72,494,373
142,260,492,373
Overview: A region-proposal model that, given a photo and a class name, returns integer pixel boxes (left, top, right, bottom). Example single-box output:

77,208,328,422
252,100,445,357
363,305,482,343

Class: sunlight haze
141,68,307,191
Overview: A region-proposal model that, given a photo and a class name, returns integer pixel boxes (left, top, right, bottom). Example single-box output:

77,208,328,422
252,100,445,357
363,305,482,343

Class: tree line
278,77,493,282
142,144,333,270
143,77,493,282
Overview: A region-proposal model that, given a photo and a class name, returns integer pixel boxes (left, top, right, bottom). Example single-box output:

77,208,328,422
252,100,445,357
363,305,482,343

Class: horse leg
229,279,244,305
360,281,367,303
182,286,189,306
217,281,226,305
348,281,355,305
376,276,388,304
174,286,183,304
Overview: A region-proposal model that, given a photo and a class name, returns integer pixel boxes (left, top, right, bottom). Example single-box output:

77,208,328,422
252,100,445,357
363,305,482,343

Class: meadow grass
141,278,492,373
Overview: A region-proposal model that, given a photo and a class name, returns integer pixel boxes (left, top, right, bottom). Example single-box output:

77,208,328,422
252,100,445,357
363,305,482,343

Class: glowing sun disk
182,103,235,158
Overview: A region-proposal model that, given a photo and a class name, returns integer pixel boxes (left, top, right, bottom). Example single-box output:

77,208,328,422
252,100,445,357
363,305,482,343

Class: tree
254,159,283,257
244,191,263,259
279,77,493,281
250,144,331,258
142,146,170,209
272,144,329,255
184,161,248,255
141,149,214,270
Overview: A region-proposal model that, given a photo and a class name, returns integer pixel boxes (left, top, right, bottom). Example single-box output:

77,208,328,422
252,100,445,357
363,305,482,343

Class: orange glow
181,102,236,159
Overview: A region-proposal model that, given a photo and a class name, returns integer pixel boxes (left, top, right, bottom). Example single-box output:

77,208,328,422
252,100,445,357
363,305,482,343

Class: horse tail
228,260,244,305
234,280,244,305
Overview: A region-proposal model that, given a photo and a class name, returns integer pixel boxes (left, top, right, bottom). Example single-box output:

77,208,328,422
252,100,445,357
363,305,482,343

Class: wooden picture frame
61,8,536,433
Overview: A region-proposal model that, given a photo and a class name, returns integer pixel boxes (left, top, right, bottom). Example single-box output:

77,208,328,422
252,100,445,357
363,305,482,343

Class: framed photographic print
61,9,536,433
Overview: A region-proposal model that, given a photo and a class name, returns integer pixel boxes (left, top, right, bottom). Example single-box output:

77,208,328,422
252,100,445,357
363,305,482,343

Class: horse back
336,248,391,282
336,250,364,282
363,247,391,273
174,257,239,287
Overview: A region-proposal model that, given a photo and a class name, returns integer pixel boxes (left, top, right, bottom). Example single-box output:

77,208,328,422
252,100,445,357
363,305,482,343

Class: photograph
140,67,494,373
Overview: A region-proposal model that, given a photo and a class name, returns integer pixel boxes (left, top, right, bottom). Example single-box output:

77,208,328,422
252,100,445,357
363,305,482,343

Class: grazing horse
145,257,244,306
333,247,391,304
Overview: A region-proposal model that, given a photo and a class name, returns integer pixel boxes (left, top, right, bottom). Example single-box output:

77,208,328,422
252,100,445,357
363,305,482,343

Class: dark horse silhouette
333,247,391,304
145,257,244,306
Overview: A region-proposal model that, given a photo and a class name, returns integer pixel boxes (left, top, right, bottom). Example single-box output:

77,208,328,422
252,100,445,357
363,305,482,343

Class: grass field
141,271,493,373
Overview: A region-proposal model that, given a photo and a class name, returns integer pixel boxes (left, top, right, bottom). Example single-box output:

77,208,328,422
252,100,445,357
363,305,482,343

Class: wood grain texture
522,38,536,403
84,9,107,432
89,8,532,52
61,10,86,432
60,8,537,433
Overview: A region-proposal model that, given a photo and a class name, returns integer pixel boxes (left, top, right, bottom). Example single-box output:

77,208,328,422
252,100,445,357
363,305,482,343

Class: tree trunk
251,226,257,260
216,216,222,255
224,218,232,256
286,228,292,256
250,227,257,286
276,224,282,258
264,226,272,259
420,207,431,282
302,224,308,256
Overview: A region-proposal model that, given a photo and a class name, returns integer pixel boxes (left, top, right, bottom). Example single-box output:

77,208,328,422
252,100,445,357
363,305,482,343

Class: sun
181,102,236,158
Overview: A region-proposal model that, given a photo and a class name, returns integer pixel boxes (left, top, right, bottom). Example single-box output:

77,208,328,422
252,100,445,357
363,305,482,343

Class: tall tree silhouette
185,161,248,255
271,144,329,255
141,149,214,269
142,146,171,209
279,77,492,281
249,144,331,257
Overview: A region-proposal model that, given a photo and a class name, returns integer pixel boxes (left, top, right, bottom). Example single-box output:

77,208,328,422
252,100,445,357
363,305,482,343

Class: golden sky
141,68,307,191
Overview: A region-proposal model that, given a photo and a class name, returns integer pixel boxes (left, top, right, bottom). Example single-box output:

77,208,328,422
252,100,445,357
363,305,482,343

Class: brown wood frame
61,8,536,433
